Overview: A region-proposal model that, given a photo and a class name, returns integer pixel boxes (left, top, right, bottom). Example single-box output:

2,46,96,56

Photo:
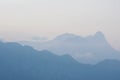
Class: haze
0,0,120,50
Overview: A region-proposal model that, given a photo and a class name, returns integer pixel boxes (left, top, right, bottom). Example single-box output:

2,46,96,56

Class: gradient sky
0,0,120,50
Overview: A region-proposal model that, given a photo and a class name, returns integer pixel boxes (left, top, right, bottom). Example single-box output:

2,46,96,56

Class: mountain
0,41,89,80
0,41,120,80
19,31,120,64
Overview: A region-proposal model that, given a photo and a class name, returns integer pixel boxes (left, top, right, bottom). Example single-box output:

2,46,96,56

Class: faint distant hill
19,31,120,64
0,41,120,80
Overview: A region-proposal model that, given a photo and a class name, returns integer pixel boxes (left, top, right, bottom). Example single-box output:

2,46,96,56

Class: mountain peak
93,31,106,40
55,33,81,40
95,31,104,37
58,33,77,37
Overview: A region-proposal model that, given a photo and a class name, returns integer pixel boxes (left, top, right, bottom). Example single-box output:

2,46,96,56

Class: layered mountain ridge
19,31,120,64
0,41,120,80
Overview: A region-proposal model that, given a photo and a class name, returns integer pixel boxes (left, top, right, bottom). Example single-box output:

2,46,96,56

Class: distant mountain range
19,31,120,64
0,41,120,80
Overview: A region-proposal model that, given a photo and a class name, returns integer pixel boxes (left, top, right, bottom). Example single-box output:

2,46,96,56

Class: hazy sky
0,0,120,50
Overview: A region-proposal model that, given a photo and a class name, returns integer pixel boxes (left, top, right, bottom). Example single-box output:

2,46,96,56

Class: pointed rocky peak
93,31,107,41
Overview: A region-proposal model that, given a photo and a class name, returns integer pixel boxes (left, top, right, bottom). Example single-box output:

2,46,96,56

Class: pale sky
0,0,120,50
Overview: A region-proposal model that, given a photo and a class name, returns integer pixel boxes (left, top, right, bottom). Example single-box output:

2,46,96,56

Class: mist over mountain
19,31,120,64
0,41,120,80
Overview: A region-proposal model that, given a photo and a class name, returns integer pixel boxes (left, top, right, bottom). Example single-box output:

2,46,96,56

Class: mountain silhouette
19,31,120,64
0,41,120,80
0,41,89,80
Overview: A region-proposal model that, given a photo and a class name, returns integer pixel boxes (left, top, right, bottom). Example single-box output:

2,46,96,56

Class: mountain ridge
0,41,120,80
19,31,120,64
